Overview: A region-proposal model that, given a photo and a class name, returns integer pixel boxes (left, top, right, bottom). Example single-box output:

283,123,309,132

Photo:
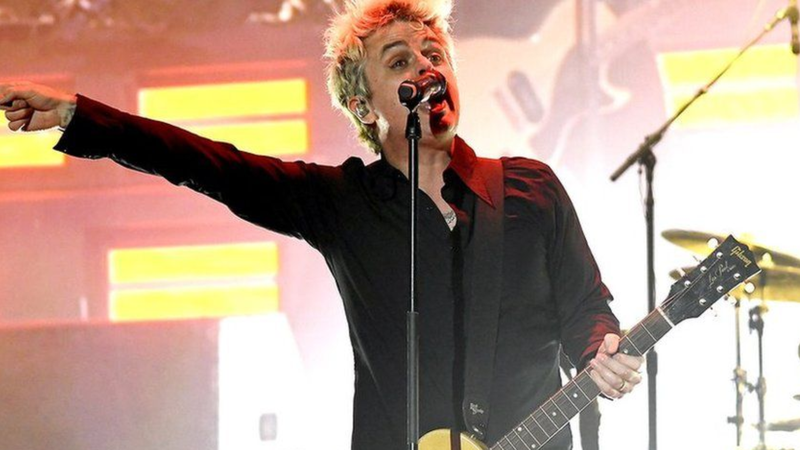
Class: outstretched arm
0,82,337,248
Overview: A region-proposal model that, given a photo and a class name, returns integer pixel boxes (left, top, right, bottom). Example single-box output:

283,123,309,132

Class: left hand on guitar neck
588,333,644,399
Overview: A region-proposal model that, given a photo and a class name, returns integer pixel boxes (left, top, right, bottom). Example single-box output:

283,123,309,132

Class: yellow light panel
109,242,279,285
658,44,798,127
139,79,307,122
188,120,308,156
670,87,798,128
0,129,65,168
110,283,279,321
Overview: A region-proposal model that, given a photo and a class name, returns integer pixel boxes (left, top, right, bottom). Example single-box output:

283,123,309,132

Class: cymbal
669,266,800,303
765,417,800,432
662,229,800,269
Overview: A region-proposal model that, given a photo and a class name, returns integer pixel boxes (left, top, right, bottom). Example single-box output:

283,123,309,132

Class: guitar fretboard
489,308,673,450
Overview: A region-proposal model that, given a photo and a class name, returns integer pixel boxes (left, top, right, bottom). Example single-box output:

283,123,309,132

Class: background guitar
456,0,692,176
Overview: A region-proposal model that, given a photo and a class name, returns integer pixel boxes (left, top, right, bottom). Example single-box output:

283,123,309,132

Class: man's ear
347,96,376,125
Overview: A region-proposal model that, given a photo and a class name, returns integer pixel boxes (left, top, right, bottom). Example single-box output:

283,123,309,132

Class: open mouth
424,90,452,116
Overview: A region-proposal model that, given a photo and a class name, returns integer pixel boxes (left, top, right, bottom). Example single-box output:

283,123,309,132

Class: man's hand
588,333,644,399
0,82,77,132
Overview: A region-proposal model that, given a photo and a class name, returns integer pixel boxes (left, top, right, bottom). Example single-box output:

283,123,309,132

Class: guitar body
419,429,487,450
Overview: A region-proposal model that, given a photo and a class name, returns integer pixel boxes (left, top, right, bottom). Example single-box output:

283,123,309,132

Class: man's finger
588,366,623,399
0,86,18,108
602,334,620,354
590,356,625,392
9,99,29,110
5,107,32,122
613,353,644,372
8,119,29,132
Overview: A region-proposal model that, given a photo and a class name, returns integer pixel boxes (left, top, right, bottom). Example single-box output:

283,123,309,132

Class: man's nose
417,62,433,75
414,53,434,75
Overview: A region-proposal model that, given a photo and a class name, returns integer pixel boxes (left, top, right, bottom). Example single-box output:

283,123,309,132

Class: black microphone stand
401,93,424,450
609,5,798,450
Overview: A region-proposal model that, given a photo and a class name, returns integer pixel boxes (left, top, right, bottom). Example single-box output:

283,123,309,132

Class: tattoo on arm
59,101,76,130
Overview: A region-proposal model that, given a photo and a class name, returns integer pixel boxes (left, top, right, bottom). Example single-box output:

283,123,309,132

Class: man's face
359,20,460,152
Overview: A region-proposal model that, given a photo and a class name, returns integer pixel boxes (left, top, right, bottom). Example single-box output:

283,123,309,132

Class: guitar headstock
662,236,761,325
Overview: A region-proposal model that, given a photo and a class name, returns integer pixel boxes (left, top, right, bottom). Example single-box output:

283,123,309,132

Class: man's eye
390,59,407,69
429,53,444,65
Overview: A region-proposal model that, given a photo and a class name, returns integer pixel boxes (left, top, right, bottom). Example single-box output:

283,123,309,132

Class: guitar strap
461,157,504,441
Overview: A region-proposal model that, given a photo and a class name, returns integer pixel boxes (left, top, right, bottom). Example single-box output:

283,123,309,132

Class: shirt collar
448,136,493,206
366,136,494,206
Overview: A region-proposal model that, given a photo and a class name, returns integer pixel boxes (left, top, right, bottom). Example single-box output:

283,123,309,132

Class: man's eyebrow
380,40,408,58
423,37,445,49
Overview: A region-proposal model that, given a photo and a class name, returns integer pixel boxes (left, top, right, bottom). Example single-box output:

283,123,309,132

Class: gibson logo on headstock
730,246,752,268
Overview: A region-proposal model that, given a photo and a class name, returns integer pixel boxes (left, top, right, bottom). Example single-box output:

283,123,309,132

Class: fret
541,399,569,429
622,335,643,357
575,371,601,399
627,323,657,350
647,310,674,338
511,425,537,449
522,416,550,445
561,380,591,410
532,409,559,436
619,311,672,357
656,306,676,328
640,320,657,341
553,389,580,418
502,435,519,450
520,422,542,448
507,433,524,449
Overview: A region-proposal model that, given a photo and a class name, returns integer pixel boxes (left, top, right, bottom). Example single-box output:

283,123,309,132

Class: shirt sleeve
543,167,620,370
54,94,335,248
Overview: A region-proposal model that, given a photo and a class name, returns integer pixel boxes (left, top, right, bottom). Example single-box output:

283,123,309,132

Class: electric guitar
418,235,761,450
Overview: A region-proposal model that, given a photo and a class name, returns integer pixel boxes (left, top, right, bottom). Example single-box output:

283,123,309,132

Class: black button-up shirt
56,95,619,450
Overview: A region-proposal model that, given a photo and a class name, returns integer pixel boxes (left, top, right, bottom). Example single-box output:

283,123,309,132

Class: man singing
1,1,642,448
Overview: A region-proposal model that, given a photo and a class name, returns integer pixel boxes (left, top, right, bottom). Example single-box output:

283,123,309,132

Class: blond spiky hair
324,0,455,154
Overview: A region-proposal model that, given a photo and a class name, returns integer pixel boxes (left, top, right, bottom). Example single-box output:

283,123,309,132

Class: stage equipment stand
404,107,422,450
727,296,748,447
748,299,768,450
610,4,799,450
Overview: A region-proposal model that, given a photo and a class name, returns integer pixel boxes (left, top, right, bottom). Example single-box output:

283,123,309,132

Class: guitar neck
490,308,673,450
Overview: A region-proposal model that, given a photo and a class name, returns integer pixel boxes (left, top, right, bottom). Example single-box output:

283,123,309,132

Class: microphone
789,0,800,55
398,70,447,109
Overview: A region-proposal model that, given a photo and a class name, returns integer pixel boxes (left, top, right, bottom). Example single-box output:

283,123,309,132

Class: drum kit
663,230,800,450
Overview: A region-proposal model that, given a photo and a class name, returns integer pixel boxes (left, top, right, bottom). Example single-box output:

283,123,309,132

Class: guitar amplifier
0,314,306,450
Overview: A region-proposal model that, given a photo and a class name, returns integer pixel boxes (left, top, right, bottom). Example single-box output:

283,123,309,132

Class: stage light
138,79,307,122
0,128,65,168
109,242,280,321
110,282,279,321
138,79,309,156
658,44,798,128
